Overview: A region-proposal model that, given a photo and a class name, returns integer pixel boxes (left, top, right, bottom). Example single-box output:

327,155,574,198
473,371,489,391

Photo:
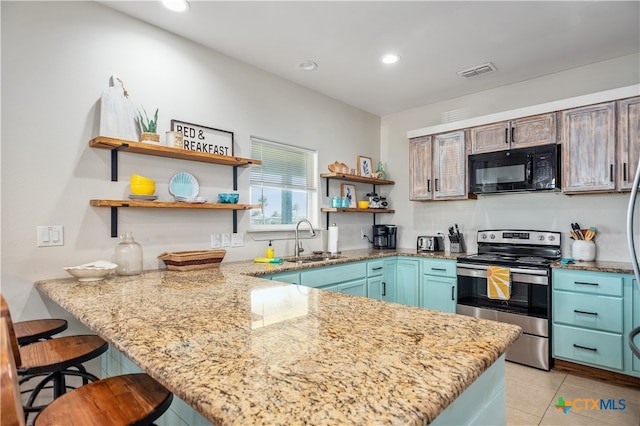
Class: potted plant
138,106,159,143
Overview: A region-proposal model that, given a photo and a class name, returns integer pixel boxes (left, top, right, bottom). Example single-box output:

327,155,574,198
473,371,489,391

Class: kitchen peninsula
35,251,521,425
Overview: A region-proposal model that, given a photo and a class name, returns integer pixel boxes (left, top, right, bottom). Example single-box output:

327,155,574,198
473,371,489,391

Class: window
250,137,318,230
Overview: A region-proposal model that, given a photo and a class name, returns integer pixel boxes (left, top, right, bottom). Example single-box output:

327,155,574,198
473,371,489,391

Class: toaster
417,236,444,252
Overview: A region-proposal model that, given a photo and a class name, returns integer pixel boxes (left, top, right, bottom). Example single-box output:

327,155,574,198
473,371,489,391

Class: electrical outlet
231,233,244,247
361,228,367,239
211,234,221,249
37,226,64,247
221,233,231,247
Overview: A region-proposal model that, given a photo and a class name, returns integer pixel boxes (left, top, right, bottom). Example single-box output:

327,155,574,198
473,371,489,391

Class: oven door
456,263,549,319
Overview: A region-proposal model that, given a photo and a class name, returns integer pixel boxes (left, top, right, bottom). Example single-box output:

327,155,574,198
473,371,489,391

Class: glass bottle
114,231,143,275
376,161,387,180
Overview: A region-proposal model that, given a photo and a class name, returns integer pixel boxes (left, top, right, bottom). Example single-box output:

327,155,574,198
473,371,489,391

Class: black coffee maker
373,225,397,249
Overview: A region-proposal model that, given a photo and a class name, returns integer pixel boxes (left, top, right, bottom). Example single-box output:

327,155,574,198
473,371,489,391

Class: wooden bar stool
0,295,108,421
14,318,68,345
1,317,173,426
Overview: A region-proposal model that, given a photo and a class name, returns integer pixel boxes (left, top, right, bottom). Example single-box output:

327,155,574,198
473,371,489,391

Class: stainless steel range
456,229,561,370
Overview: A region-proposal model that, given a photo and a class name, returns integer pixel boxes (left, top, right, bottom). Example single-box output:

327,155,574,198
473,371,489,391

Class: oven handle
457,264,549,285
456,263,548,276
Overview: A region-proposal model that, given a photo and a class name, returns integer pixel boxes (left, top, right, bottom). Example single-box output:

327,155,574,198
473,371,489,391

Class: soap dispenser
266,240,275,259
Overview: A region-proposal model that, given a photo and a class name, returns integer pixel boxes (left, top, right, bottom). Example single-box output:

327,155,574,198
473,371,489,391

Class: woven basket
158,250,226,271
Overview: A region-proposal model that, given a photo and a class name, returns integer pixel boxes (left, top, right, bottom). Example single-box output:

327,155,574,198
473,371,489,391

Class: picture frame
340,184,357,208
170,120,234,156
357,155,373,178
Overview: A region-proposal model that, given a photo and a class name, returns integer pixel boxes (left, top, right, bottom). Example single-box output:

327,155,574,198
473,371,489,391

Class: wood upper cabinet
409,131,468,201
409,136,432,200
617,96,640,191
561,101,617,193
470,113,557,154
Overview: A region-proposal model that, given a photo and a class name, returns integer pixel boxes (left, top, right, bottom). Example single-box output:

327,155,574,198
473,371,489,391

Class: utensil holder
572,240,596,261
450,235,465,253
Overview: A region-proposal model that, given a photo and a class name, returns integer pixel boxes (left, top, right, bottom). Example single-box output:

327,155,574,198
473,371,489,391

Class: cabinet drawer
301,262,367,288
553,270,623,297
422,259,456,277
553,324,623,371
367,260,385,277
553,291,623,333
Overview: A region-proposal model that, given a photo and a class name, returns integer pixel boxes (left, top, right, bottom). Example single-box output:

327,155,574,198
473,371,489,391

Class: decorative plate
169,172,199,198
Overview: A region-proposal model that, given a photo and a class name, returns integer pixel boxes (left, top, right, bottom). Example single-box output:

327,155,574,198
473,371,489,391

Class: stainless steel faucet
294,219,317,258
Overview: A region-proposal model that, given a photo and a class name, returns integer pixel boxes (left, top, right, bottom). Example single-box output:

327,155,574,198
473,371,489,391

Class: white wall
382,53,640,259
1,2,380,320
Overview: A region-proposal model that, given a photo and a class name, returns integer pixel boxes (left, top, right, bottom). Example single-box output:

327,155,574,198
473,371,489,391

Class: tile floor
506,361,640,425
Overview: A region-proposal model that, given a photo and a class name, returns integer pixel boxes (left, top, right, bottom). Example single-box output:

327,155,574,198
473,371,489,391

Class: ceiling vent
457,62,497,79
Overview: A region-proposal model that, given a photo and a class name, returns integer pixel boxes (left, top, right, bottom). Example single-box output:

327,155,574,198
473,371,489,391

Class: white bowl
64,260,117,282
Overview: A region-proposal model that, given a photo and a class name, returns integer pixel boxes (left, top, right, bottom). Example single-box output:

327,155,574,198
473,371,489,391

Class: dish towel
487,265,511,300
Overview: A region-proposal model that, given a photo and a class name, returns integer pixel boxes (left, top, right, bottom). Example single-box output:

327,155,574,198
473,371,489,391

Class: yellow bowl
131,181,156,195
357,200,369,209
131,174,154,184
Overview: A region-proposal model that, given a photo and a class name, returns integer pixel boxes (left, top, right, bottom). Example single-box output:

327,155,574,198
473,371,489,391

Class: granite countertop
36,249,520,425
551,259,634,275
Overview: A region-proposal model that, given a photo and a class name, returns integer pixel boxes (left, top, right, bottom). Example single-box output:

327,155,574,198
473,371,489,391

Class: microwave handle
526,154,533,184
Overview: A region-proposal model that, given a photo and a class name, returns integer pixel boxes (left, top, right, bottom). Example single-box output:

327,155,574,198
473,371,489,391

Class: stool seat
15,319,68,345
18,335,107,375
34,373,173,426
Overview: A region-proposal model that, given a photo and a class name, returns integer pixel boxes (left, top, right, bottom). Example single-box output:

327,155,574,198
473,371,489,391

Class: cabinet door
338,278,367,297
382,258,397,303
409,136,433,200
562,102,616,193
470,121,509,154
510,113,557,150
617,96,640,191
420,275,457,313
433,130,467,200
396,258,420,307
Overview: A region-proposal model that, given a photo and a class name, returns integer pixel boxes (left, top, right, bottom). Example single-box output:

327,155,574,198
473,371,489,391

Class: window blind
250,137,317,190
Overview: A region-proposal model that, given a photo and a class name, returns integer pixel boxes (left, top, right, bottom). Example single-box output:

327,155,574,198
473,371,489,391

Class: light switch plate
231,233,244,247
211,233,221,249
221,233,231,247
37,226,64,247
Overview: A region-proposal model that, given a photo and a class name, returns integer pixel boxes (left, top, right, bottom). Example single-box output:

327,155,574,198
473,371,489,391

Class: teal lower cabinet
367,258,397,303
267,271,300,285
432,355,506,425
419,258,457,314
300,261,368,296
630,277,640,376
396,257,420,307
552,268,639,378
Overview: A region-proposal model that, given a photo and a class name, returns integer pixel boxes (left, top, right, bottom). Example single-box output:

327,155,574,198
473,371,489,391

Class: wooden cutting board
99,74,139,141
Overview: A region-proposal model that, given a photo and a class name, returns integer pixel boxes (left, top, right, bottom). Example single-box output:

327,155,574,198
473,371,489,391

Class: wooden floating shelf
320,172,394,185
90,200,261,210
320,207,395,214
90,136,261,167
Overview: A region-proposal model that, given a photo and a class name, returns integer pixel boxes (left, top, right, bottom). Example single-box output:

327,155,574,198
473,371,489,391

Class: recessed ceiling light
297,60,318,72
381,54,400,64
161,0,190,12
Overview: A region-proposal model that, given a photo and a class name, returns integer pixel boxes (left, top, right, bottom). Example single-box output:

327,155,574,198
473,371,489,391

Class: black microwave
468,144,560,194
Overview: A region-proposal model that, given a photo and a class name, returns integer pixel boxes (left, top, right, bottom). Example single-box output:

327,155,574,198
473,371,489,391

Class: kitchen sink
284,254,344,264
